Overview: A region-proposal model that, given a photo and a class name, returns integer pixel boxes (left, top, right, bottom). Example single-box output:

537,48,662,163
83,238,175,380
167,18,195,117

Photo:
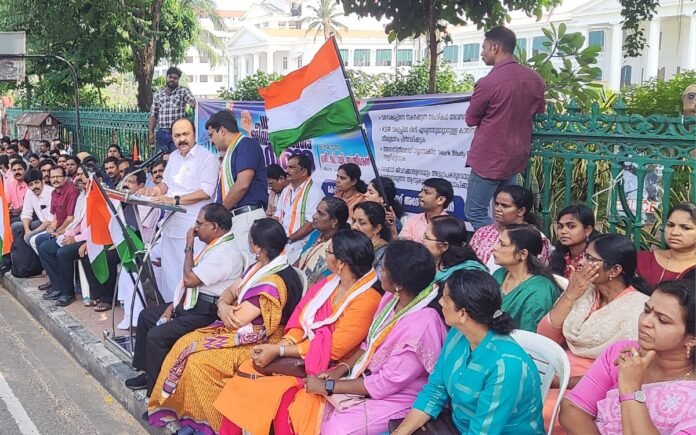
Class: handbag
326,393,365,411
253,357,307,378
387,408,457,434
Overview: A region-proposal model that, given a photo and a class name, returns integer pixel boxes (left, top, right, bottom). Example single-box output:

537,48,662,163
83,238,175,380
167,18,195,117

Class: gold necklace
671,367,695,383
658,251,672,283
502,272,530,294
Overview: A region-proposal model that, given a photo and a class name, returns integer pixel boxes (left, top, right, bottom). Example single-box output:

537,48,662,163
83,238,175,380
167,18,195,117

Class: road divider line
0,371,41,435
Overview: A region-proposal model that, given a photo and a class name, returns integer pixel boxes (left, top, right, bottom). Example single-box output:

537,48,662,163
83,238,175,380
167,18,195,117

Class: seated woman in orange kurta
214,229,382,435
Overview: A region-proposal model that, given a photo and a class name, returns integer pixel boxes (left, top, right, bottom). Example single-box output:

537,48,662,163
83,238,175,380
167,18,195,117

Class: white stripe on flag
265,67,350,133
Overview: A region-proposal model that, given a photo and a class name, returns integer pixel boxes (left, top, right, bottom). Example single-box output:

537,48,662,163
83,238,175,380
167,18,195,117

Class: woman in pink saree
560,279,696,434
304,240,448,434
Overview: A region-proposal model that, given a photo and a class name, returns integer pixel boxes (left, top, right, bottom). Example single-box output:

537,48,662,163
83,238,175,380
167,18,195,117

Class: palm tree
182,0,229,67
300,0,349,42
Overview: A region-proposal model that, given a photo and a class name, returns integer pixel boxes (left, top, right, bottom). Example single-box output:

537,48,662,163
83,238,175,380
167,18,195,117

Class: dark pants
155,128,175,154
38,239,84,297
80,248,120,304
132,299,218,396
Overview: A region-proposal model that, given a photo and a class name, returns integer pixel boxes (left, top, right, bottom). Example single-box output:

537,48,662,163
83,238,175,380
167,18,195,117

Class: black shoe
125,373,147,390
38,281,53,291
141,411,148,421
0,264,10,275
55,295,75,307
42,290,62,300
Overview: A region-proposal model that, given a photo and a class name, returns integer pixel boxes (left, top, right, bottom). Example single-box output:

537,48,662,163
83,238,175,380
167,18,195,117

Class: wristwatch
174,195,181,206
184,246,193,253
324,379,335,396
619,390,647,403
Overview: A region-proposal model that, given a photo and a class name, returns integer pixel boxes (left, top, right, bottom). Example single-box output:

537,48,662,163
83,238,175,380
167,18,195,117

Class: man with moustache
5,159,29,223
150,160,166,185
139,117,218,302
103,156,121,188
11,168,54,243
39,159,54,185
149,67,196,154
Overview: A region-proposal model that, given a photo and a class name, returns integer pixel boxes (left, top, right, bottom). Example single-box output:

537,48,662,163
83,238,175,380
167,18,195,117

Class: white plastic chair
293,266,308,295
511,329,571,435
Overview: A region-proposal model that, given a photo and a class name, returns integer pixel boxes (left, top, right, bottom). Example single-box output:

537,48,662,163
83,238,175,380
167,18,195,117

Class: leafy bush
346,69,390,99
381,62,474,97
218,71,284,101
622,70,696,116
519,23,602,112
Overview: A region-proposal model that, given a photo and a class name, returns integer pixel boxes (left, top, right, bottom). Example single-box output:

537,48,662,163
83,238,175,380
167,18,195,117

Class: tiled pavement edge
2,273,165,434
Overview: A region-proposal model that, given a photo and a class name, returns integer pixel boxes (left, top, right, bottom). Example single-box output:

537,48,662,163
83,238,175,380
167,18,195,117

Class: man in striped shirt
148,67,196,154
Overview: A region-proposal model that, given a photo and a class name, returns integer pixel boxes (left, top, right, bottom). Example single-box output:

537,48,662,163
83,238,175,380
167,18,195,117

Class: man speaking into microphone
139,117,219,302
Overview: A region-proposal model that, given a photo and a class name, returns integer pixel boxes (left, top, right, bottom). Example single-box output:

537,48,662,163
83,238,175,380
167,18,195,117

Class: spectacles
583,252,606,264
422,233,442,242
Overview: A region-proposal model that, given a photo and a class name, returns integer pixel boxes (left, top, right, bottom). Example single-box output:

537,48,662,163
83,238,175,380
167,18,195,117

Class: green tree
301,0,349,42
381,62,474,97
622,70,696,116
218,71,284,101
341,0,562,94
346,70,390,98
519,23,602,112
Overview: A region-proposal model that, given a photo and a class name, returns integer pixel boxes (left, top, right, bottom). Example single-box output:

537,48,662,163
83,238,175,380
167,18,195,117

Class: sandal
94,302,112,312
83,299,98,307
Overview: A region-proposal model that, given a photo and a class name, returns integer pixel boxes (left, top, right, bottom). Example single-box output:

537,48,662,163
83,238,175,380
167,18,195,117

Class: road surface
0,288,147,435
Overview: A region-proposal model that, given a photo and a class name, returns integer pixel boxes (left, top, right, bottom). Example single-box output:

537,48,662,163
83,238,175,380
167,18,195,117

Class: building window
278,21,287,29
462,43,479,62
339,49,349,66
200,54,210,64
214,75,223,82
515,39,527,57
396,49,413,66
185,56,194,63
354,49,370,66
282,56,288,70
297,55,303,68
376,49,392,66
588,30,605,50
442,45,459,64
532,36,550,55
620,65,632,87
200,75,208,83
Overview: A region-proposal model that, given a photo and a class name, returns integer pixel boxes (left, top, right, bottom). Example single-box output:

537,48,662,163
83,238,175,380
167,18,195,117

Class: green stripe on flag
269,96,358,155
92,249,110,284
117,227,144,273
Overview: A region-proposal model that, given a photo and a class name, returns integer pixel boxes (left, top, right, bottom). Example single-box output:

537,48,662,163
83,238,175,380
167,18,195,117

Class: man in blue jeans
148,67,196,154
464,26,546,230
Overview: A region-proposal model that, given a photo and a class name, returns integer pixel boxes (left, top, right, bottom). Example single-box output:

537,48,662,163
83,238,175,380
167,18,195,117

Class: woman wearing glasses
539,234,651,378
536,234,651,432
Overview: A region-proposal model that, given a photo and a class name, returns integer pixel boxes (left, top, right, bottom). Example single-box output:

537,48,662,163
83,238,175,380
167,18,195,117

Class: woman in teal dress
491,224,561,331
392,269,545,435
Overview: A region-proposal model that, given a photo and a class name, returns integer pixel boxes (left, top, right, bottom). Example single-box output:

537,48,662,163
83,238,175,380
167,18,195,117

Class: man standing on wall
149,67,196,154
464,26,546,230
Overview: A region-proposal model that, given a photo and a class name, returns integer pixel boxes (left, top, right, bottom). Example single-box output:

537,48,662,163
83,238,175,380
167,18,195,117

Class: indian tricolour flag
0,176,13,255
84,178,143,283
260,36,360,155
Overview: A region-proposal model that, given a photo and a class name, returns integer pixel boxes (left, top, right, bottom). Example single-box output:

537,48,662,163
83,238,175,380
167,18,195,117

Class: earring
609,275,613,281
688,346,693,360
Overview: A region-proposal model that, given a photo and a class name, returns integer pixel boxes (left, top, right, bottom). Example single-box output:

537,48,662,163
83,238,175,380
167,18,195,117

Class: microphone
136,149,165,169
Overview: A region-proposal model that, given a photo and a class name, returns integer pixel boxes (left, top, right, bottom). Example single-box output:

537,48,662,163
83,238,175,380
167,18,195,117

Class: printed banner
196,94,473,220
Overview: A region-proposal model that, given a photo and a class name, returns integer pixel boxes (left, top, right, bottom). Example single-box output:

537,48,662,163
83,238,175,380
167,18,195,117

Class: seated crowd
1,117,695,435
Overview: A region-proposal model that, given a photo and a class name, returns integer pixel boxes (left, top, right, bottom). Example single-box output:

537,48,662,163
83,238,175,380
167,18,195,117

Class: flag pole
329,36,390,206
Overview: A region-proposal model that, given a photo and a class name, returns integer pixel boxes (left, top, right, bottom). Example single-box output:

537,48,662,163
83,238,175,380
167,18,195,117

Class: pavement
1,272,164,434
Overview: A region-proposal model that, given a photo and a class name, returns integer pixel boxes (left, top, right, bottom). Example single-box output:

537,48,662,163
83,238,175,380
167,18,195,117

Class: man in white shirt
11,168,54,244
139,117,219,302
273,154,323,263
125,204,243,397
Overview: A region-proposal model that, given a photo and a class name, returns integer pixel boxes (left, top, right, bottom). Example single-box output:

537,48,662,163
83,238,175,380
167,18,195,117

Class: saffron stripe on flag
265,67,353,133
268,97,358,151
260,40,342,109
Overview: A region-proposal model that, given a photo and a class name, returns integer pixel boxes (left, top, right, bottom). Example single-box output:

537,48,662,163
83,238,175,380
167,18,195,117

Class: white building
161,0,696,98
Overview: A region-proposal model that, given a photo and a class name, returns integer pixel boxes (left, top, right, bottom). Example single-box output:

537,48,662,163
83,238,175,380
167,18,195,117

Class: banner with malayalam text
195,94,473,220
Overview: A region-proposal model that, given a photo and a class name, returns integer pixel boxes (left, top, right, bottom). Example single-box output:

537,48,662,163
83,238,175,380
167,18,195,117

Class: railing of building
526,100,695,248
6,101,695,248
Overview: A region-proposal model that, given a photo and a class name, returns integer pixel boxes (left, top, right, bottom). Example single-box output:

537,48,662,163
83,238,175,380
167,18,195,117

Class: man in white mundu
139,118,219,302
274,154,323,264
